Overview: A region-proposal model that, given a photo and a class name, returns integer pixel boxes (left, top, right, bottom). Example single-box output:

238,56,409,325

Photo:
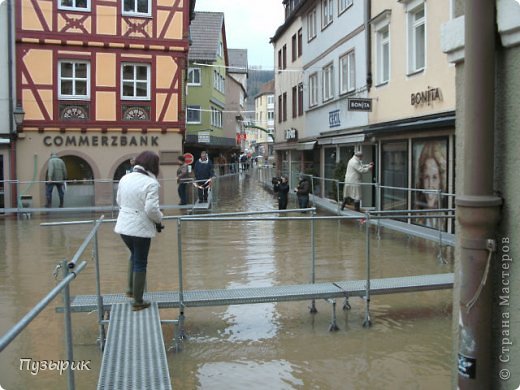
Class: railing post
437,189,446,263
61,259,76,390
363,212,372,328
93,219,106,350
177,218,185,337
309,208,317,313
376,182,381,240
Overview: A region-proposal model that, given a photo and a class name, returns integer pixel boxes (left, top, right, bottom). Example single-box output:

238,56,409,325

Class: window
187,106,201,124
187,68,201,85
282,44,287,69
322,63,334,101
292,86,297,118
339,50,355,94
309,72,318,107
322,0,333,28
338,0,352,14
298,83,303,116
282,92,287,122
218,41,224,58
278,50,282,71
278,95,283,123
297,28,303,57
121,63,150,100
377,25,390,84
307,8,317,41
292,34,297,62
211,107,222,127
382,142,408,212
213,70,225,93
407,2,425,73
123,0,150,16
268,110,274,121
267,95,274,106
59,60,90,99
59,0,90,11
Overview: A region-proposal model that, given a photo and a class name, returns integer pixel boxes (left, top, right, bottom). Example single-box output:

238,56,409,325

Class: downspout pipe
7,0,18,209
456,1,502,389
364,0,372,92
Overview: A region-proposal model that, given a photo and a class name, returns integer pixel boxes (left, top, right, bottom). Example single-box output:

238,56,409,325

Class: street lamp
13,104,25,130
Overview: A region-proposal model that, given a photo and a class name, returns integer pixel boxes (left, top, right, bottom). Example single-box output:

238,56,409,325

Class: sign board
329,109,341,128
198,131,210,143
348,98,372,112
183,153,194,165
285,128,298,141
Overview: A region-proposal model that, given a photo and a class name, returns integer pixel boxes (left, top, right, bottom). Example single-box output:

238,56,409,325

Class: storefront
14,132,183,208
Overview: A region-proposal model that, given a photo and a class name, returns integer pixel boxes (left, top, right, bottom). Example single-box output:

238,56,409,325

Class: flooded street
0,171,454,389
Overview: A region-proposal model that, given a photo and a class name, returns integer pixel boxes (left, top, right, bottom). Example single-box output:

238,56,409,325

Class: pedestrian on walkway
114,151,164,311
176,155,189,205
273,175,290,210
341,151,374,211
45,152,68,208
194,151,215,203
295,174,311,211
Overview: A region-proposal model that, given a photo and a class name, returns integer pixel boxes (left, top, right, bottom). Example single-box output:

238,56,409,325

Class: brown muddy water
0,171,454,390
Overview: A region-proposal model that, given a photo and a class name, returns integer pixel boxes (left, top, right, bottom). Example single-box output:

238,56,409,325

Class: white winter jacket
114,166,163,238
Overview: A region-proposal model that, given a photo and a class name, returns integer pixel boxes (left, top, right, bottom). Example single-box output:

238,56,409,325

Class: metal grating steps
97,302,171,390
59,273,454,313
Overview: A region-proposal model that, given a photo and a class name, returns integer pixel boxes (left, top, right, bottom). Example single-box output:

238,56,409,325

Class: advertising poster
412,138,448,230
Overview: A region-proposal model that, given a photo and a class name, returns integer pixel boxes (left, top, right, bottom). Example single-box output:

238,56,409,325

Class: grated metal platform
97,302,171,390
58,273,454,313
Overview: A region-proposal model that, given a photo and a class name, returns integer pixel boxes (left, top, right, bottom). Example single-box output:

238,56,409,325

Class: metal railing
0,216,105,390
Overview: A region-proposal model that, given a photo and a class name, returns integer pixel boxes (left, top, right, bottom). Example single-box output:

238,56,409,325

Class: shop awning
295,141,317,150
274,141,316,151
317,133,365,145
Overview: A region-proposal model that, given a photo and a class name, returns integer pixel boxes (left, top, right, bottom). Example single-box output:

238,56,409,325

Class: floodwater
0,170,454,390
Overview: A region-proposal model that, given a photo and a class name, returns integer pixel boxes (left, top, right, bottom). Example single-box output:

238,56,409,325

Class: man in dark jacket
46,152,67,208
194,151,215,203
295,175,310,211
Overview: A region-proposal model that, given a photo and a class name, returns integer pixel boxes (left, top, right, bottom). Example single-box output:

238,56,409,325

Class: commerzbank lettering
43,135,159,148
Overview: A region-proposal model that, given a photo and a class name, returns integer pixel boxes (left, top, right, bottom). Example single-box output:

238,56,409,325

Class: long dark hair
134,151,160,176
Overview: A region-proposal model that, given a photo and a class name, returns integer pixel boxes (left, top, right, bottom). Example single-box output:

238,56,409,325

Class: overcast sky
194,0,285,69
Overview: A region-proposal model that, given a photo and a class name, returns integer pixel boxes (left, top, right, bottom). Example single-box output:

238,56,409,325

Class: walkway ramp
60,273,454,313
97,302,171,390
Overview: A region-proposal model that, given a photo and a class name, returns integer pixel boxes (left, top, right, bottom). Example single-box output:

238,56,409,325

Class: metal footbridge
63,273,454,313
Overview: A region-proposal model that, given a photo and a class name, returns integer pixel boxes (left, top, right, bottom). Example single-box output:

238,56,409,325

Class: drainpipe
7,0,18,209
456,1,502,389
364,0,372,92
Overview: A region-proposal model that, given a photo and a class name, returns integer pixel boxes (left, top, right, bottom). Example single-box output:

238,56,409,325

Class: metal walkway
59,273,454,313
97,302,171,390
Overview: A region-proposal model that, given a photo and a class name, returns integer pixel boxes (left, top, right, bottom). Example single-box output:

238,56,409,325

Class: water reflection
0,170,453,389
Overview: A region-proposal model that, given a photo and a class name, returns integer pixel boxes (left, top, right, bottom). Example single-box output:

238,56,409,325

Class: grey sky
194,0,285,69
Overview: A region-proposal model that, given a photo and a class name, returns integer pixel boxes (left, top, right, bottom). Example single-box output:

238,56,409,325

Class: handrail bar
0,260,87,352
68,216,105,267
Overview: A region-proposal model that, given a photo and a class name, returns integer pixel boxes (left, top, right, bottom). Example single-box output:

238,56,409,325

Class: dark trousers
121,234,151,273
278,195,288,210
297,194,309,209
198,183,210,202
45,182,65,207
178,183,187,205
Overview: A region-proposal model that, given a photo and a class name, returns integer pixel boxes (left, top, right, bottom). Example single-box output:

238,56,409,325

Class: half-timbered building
14,0,195,207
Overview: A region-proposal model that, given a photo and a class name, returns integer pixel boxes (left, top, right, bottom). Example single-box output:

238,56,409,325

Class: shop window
381,142,408,212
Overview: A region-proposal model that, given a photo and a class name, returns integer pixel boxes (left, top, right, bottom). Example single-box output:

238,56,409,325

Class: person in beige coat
114,151,163,311
341,151,374,211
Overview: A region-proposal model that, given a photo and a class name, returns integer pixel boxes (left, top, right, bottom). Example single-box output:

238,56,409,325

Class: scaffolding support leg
327,299,339,332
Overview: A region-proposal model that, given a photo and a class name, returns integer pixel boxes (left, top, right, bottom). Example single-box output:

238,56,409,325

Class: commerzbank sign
43,135,159,147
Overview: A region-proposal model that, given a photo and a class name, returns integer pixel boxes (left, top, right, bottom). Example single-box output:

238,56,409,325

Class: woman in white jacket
114,151,163,311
